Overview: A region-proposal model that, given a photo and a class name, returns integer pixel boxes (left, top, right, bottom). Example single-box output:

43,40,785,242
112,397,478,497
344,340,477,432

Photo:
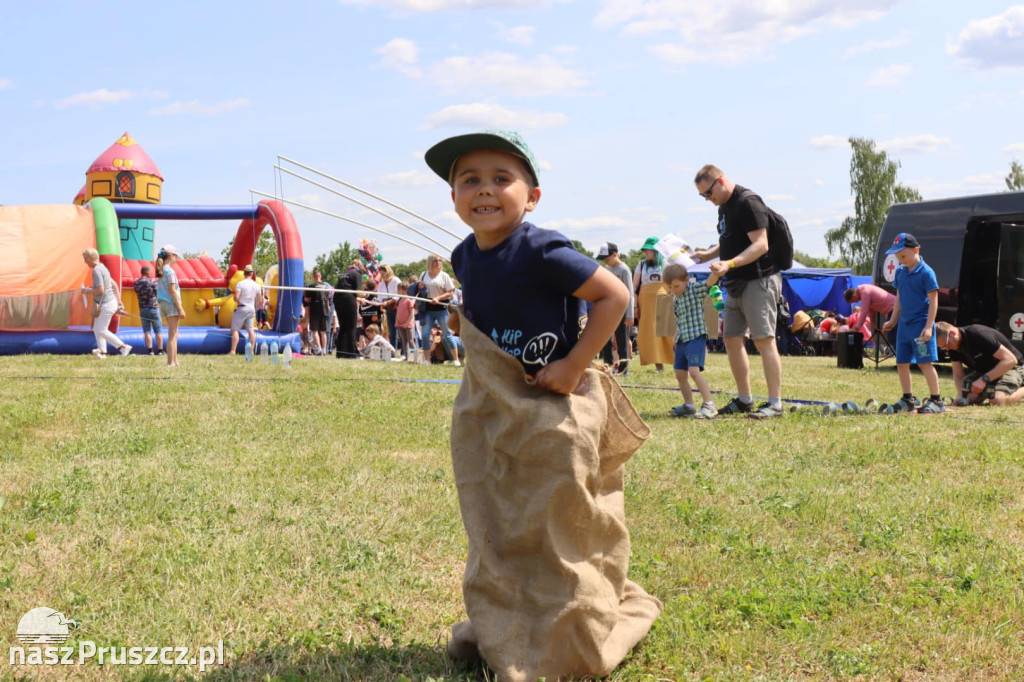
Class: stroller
786,310,819,356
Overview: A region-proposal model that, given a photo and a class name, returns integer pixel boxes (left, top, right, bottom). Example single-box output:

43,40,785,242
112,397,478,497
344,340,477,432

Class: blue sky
2,0,1023,267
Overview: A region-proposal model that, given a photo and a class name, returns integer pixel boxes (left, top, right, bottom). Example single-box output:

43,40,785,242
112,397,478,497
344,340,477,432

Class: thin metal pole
277,154,463,239
274,165,455,253
249,190,450,262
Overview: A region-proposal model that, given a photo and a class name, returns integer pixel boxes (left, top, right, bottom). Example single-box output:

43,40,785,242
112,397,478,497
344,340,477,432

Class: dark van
873,191,1024,354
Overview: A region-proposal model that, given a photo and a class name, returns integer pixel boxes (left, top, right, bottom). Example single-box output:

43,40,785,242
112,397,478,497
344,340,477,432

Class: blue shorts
674,336,707,371
139,307,162,335
895,323,937,364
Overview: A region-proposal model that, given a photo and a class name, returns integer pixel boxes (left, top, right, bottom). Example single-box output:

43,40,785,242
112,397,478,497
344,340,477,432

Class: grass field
2,350,1023,681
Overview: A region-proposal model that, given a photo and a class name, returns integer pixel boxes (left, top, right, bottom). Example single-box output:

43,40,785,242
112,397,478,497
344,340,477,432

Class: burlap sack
448,313,662,681
654,293,676,339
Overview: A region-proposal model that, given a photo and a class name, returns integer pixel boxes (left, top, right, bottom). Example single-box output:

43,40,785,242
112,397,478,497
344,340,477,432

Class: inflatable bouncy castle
0,133,303,355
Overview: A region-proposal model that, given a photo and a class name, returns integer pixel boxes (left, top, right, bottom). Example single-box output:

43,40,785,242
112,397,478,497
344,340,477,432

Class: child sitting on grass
359,323,395,359
663,263,720,419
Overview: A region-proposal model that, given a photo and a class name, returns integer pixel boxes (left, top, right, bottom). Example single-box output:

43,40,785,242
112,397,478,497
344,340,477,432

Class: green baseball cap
425,130,540,186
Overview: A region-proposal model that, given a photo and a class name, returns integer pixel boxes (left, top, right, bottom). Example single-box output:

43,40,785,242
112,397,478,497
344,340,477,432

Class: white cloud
765,194,798,202
422,102,568,130
809,134,849,150
149,98,250,115
907,173,1005,197
428,53,586,96
843,30,911,58
55,88,135,108
948,6,1024,70
340,0,551,10
0,77,13,90
545,214,656,232
878,134,953,155
595,0,901,65
496,23,536,46
375,38,421,77
1004,142,1024,154
812,178,826,186
378,170,438,188
865,63,912,87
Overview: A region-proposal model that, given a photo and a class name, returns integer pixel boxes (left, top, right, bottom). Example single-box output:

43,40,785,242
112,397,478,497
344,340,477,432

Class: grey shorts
158,300,180,319
231,307,255,332
966,365,1024,397
722,273,782,340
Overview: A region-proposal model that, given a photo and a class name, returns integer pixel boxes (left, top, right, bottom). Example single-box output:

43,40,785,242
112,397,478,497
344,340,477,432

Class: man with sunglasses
935,321,1024,407
691,165,784,418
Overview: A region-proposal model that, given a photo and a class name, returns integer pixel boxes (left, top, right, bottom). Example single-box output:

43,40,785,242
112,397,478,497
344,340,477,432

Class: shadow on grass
122,640,491,682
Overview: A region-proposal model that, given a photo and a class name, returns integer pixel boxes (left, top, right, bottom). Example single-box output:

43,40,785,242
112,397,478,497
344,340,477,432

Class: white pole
249,190,451,262
277,154,463,239
274,165,455,254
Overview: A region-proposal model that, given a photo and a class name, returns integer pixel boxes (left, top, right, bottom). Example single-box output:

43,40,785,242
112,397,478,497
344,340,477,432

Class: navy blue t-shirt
452,222,598,372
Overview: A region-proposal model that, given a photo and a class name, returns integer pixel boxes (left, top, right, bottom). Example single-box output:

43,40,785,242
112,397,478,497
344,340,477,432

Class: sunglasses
699,178,719,198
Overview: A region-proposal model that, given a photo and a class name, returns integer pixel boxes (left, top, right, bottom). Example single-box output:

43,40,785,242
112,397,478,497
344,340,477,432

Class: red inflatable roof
118,257,226,289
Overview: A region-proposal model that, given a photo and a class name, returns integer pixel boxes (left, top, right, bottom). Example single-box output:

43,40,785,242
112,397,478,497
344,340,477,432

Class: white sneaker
119,344,133,357
92,348,106,359
454,360,462,367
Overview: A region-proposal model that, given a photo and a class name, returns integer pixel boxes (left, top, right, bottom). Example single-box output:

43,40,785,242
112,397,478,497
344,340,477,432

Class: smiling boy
425,130,661,679
426,130,628,394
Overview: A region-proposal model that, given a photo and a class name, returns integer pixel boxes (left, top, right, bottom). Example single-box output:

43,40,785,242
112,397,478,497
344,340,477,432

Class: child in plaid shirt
664,263,721,419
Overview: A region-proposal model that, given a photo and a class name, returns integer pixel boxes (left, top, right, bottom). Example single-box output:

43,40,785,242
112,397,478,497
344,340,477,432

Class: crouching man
936,321,1024,406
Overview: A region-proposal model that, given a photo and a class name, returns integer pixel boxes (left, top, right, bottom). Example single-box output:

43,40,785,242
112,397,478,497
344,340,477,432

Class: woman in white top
81,248,131,358
418,254,461,366
376,264,401,349
632,237,673,370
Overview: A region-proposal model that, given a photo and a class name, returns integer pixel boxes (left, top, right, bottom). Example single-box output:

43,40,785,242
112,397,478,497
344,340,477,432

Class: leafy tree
794,249,848,269
1006,159,1024,191
218,230,278,279
310,241,359,286
826,137,922,275
571,240,593,259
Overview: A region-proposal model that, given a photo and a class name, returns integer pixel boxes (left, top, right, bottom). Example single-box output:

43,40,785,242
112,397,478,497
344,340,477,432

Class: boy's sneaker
892,396,920,412
669,404,697,418
119,344,133,357
694,403,718,419
453,360,462,367
91,349,106,359
719,397,753,415
917,398,946,414
748,402,784,419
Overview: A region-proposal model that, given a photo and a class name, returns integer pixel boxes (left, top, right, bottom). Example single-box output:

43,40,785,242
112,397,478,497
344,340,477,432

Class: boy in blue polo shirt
881,233,944,413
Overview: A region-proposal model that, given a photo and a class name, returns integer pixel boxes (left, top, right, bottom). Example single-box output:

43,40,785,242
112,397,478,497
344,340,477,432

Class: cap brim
425,133,537,185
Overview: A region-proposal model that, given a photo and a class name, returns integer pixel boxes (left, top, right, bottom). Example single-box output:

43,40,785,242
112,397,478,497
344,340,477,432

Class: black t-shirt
950,324,1024,375
717,185,778,282
304,281,331,317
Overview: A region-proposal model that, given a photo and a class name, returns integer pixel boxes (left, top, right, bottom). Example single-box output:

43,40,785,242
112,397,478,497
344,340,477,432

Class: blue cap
886,232,920,255
425,130,540,186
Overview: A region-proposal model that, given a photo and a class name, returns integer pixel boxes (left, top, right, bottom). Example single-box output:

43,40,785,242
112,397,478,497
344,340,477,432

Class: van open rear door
1000,224,1024,352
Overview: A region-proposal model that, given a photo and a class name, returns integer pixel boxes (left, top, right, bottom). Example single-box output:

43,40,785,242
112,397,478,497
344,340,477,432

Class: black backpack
735,187,794,271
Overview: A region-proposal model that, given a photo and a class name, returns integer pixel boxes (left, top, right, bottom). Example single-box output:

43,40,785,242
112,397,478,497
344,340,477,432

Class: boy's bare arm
534,267,629,395
920,289,938,341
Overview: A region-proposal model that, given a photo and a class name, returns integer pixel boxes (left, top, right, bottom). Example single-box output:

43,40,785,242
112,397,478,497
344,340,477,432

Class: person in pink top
395,281,417,358
845,284,896,341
